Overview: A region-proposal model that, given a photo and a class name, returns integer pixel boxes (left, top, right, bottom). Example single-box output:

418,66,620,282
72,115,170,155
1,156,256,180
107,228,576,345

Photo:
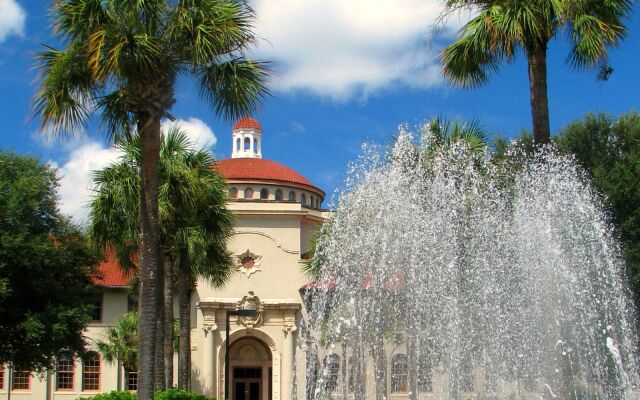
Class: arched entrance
229,337,272,400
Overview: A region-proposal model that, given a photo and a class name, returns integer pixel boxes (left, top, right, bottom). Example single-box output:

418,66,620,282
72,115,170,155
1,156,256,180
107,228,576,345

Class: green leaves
96,311,139,371
199,58,270,121
0,152,98,371
33,42,96,137
440,0,630,85
35,0,268,139
89,127,234,288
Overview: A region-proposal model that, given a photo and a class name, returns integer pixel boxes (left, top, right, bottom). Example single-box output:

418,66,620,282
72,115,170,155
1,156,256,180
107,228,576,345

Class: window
236,138,241,152
391,354,408,393
254,138,259,153
127,292,138,312
82,353,100,391
228,187,238,199
56,354,74,390
125,370,138,391
310,195,314,207
275,189,283,201
260,188,269,200
288,191,296,201
324,354,340,393
244,188,254,199
0,364,4,390
300,193,306,205
90,293,103,322
417,356,433,392
347,357,356,393
13,371,30,390
244,137,251,151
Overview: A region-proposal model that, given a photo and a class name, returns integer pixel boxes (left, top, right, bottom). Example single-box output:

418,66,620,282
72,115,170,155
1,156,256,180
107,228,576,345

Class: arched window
417,356,433,392
391,354,408,393
244,137,251,151
255,138,259,153
310,195,314,207
275,189,283,201
301,193,306,205
228,187,238,199
288,191,296,201
82,352,100,391
236,138,241,151
260,188,269,199
324,354,340,393
244,187,254,199
56,354,75,390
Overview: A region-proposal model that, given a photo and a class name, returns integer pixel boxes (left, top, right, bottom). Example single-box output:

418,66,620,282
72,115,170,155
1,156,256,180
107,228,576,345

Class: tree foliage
0,151,98,371
439,0,631,145
35,2,268,396
556,111,640,296
96,311,139,372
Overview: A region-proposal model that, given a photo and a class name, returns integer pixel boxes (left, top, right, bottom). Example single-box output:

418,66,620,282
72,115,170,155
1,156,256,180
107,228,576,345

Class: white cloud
253,0,467,100
55,142,122,224
0,0,25,43
163,117,217,150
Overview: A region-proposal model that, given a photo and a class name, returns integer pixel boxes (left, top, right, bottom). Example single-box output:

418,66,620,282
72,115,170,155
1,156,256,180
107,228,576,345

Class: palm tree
89,127,234,390
96,311,139,374
439,0,630,146
34,1,267,397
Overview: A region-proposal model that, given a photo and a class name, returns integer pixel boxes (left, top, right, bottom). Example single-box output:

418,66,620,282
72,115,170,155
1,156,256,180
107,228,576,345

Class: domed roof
215,158,325,198
232,117,262,131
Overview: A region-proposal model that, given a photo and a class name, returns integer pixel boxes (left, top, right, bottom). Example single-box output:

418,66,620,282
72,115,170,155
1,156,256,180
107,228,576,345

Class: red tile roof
92,249,133,287
214,158,325,198
232,117,262,131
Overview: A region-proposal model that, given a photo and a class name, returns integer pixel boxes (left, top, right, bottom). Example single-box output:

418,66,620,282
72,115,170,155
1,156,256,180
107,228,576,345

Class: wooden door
233,368,262,400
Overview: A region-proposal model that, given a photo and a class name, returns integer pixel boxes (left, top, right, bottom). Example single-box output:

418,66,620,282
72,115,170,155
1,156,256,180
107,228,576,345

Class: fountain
302,124,640,400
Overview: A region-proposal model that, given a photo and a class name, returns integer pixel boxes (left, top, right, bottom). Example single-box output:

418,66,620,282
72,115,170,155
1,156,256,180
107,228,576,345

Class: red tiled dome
215,158,325,198
232,117,262,131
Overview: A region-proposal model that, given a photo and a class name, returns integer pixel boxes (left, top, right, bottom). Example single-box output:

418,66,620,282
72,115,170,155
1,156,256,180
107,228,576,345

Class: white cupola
231,117,263,159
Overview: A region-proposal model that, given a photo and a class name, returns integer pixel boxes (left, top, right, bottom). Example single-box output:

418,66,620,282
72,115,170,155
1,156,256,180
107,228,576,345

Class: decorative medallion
236,291,264,330
235,249,262,277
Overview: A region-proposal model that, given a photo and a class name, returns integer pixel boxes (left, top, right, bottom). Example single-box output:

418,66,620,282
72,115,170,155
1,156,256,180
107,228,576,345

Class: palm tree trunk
526,44,551,146
177,271,191,390
164,255,175,388
137,114,163,400
155,253,166,391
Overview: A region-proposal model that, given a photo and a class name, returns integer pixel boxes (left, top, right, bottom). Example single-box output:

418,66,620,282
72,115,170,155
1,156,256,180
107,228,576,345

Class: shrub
78,391,136,400
78,388,214,400
155,389,213,400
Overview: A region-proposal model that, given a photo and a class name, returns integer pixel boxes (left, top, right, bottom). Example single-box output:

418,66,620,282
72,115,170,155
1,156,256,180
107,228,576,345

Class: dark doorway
234,368,261,400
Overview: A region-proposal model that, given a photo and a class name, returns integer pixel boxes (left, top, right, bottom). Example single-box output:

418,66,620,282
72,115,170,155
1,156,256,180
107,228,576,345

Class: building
0,117,330,400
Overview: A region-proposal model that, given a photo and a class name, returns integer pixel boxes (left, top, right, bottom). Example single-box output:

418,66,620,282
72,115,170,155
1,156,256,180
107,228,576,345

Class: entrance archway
229,337,272,400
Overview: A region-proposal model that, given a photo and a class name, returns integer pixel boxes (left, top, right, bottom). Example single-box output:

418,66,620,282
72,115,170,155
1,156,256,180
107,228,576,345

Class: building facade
0,117,330,400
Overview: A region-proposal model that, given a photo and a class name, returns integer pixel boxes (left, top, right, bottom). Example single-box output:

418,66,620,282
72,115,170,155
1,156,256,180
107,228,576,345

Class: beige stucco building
0,117,330,400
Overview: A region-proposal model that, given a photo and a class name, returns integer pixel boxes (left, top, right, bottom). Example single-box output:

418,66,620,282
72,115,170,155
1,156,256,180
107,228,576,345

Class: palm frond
199,58,270,121
170,0,257,65
33,42,96,137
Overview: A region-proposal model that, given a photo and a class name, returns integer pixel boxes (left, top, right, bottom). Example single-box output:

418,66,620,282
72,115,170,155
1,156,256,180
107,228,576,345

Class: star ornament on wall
235,249,262,277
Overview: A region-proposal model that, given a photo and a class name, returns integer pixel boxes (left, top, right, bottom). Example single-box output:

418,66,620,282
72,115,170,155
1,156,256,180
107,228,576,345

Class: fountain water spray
303,125,640,400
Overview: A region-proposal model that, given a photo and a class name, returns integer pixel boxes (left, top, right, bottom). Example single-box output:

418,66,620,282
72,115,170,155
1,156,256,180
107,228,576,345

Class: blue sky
1,0,639,222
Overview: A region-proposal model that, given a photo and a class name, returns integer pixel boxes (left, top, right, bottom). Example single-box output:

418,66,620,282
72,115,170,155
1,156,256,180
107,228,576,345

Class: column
282,316,297,400
202,310,218,397
249,135,255,155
